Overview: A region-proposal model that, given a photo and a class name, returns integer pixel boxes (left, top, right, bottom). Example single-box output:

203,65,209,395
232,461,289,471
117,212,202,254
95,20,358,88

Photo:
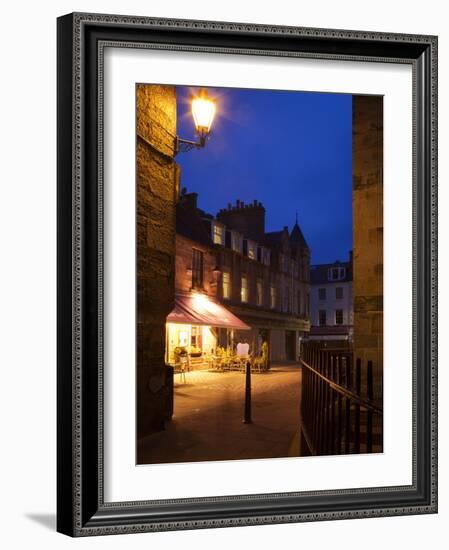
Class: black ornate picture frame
57,12,438,536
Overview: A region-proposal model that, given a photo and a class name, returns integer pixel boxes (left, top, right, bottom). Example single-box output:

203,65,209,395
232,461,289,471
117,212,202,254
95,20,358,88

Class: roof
167,292,250,330
290,222,309,250
263,230,284,247
176,201,212,247
310,260,353,285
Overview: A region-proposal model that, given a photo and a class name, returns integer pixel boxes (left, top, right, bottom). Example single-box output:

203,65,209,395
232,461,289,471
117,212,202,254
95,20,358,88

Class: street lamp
175,89,216,153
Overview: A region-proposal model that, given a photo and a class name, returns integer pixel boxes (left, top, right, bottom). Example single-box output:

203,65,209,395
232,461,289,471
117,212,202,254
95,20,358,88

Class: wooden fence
300,342,382,456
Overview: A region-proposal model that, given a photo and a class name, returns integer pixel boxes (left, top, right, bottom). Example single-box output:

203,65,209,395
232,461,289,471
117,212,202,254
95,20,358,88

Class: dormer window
328,266,346,281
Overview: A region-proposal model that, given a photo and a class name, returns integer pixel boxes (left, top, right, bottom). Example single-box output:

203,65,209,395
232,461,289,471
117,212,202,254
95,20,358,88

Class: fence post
321,351,330,454
354,358,361,453
336,354,343,454
243,361,252,424
366,360,374,452
344,356,351,453
329,354,335,454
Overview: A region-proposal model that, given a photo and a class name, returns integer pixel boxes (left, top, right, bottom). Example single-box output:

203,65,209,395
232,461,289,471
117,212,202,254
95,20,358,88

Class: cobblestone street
137,365,302,464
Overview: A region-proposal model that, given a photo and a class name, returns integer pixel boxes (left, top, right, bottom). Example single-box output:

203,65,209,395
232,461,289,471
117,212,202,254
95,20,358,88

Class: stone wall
136,84,178,440
352,95,383,406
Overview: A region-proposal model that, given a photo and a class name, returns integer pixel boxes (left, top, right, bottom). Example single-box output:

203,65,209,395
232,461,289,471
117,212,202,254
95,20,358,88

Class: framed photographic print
57,12,438,536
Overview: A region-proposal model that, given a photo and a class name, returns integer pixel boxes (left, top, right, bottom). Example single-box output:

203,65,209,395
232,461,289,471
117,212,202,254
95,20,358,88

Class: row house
165,190,311,365
309,254,354,341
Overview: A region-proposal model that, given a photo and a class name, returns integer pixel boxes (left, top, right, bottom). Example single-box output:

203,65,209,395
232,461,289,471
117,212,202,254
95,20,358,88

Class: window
222,272,231,299
319,310,327,326
297,290,302,315
318,288,326,300
328,266,346,281
284,286,290,313
225,230,232,248
336,287,343,299
247,240,256,260
213,223,224,245
256,279,263,306
192,249,203,289
191,326,202,349
270,285,277,309
241,275,248,303
178,330,188,347
335,309,343,325
262,248,271,266
231,231,242,253
279,253,285,272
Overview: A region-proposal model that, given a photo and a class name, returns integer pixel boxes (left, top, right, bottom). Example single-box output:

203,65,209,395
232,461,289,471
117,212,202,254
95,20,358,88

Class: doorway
285,330,297,361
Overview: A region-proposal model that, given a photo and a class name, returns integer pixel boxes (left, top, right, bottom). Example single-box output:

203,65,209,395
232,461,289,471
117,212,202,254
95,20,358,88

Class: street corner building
166,190,311,370
309,255,354,342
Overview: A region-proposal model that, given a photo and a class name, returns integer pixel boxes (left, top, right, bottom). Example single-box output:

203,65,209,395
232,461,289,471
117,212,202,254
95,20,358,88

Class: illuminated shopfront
165,292,249,367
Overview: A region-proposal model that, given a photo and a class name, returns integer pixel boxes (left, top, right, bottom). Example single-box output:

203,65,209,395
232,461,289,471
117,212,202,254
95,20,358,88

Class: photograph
54,9,437,538
135,83,383,465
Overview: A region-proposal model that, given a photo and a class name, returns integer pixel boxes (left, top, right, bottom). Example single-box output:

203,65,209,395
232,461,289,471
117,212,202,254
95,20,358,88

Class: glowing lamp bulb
191,90,216,136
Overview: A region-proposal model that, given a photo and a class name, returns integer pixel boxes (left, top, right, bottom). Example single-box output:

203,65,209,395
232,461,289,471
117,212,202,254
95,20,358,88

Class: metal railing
300,342,382,456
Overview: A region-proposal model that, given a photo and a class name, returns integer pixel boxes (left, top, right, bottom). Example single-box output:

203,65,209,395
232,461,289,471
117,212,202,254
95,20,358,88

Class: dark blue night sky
176,86,352,265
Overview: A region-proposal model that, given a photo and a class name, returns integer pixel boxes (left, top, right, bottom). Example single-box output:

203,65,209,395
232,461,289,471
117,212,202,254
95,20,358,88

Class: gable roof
290,222,309,250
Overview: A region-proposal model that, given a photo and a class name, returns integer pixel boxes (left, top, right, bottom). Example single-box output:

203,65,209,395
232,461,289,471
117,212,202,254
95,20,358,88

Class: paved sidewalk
137,364,302,464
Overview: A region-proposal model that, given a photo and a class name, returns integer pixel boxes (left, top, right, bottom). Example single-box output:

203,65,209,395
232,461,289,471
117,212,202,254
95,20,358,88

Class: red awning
167,293,250,330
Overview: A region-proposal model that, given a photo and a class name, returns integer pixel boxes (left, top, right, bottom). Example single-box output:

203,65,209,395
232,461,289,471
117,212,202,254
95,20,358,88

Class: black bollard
243,361,252,424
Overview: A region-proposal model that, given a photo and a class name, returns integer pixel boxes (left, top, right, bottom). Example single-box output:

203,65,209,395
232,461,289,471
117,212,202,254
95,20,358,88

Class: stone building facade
167,191,311,363
309,255,353,341
136,84,178,439
352,95,383,406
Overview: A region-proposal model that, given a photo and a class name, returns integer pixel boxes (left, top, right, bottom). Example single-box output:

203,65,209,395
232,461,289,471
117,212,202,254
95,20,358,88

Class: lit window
335,309,343,325
270,285,277,309
222,272,231,300
247,240,256,260
213,223,224,245
191,325,202,349
319,310,327,326
256,279,263,306
318,288,326,300
336,287,343,299
178,331,188,347
241,275,248,303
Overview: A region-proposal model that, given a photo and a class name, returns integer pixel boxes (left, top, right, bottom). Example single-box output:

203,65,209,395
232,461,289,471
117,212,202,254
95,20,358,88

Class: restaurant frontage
165,291,250,370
